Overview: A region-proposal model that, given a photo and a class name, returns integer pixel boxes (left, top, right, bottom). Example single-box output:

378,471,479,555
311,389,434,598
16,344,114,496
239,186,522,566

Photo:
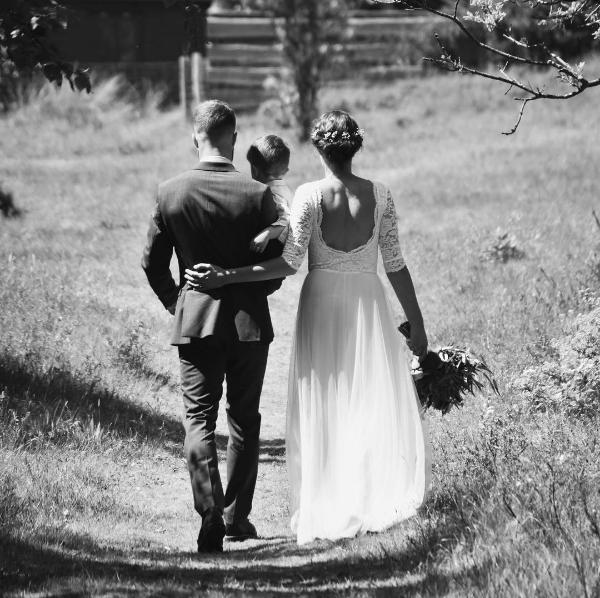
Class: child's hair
246,135,290,175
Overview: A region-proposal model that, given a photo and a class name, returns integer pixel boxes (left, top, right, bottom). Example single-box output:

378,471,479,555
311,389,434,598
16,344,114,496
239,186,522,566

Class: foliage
1,73,600,594
481,230,525,262
0,0,90,95
240,0,356,140
258,79,296,129
278,0,354,140
494,0,599,60
376,0,600,132
0,57,26,111
399,321,499,413
0,183,21,218
514,302,600,415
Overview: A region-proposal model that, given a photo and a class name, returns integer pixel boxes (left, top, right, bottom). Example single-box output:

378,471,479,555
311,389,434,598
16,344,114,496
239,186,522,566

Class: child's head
246,135,290,183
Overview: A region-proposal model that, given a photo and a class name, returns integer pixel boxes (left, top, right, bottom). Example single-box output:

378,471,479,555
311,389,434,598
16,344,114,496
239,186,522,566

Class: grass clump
0,75,176,160
481,230,526,263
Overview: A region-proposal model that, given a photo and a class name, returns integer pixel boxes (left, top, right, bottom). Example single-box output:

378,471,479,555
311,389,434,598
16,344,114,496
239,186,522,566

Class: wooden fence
204,10,444,110
69,9,449,111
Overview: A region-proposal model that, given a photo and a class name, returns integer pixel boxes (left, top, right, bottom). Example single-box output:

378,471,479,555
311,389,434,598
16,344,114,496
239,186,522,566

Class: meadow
1,69,599,597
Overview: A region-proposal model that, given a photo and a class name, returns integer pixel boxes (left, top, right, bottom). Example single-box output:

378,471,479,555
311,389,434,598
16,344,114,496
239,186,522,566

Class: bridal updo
310,110,364,166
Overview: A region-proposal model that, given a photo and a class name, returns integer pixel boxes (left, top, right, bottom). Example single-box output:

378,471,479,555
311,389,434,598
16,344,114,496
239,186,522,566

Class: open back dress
281,180,430,544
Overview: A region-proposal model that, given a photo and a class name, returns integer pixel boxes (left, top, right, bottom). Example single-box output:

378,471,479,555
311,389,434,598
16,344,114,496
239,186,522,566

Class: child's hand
250,229,271,253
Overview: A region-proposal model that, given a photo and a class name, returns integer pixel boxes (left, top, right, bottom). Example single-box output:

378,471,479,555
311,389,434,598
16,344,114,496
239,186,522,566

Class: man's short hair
193,100,236,141
246,135,290,174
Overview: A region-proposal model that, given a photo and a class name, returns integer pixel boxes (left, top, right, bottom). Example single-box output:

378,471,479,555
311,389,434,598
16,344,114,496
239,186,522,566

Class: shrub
481,230,526,263
0,184,22,218
114,321,151,374
514,303,600,415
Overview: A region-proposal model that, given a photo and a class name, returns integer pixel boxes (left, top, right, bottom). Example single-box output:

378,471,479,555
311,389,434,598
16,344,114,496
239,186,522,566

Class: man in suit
141,100,281,553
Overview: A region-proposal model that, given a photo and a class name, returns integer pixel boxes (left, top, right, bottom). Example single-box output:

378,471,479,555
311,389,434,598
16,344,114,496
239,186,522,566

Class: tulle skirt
286,269,430,545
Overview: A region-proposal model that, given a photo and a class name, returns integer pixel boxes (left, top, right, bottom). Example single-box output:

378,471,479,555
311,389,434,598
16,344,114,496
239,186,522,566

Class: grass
1,70,600,596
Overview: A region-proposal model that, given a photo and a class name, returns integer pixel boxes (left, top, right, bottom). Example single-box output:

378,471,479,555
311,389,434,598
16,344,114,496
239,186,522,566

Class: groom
141,100,282,553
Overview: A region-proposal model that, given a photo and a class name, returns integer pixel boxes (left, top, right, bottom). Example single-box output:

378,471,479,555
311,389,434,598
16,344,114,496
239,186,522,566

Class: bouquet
399,322,499,414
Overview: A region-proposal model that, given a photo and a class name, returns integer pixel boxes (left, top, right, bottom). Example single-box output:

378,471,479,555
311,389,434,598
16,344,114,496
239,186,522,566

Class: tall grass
1,71,599,596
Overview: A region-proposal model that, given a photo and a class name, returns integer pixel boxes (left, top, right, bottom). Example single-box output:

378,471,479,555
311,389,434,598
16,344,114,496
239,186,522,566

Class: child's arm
251,224,287,253
251,185,291,252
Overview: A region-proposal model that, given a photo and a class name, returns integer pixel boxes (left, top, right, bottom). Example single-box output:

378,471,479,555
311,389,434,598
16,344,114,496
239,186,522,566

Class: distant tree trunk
278,1,321,141
277,0,351,141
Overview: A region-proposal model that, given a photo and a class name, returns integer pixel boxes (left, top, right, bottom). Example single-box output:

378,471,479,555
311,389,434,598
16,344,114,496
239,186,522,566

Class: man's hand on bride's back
184,263,227,291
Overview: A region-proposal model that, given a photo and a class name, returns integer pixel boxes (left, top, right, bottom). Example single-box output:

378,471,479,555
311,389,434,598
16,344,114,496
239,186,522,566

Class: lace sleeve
378,187,406,272
281,184,316,270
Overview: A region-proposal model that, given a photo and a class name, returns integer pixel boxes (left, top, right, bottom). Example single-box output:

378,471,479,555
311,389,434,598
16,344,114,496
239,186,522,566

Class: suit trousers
178,337,269,525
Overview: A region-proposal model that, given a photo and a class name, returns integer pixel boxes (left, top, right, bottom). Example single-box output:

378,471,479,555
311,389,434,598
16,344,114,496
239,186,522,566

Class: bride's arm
386,267,427,357
185,256,295,289
379,186,427,357
186,183,316,290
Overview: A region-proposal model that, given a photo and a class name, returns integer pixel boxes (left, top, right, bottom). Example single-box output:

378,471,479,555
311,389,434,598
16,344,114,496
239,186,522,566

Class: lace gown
281,180,430,545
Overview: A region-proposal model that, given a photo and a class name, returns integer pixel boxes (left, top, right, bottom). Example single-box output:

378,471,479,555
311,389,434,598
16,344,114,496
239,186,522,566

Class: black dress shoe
197,508,226,553
225,519,258,542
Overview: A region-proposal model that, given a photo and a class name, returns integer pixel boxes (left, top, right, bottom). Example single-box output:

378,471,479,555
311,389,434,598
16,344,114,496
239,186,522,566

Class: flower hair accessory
311,128,365,145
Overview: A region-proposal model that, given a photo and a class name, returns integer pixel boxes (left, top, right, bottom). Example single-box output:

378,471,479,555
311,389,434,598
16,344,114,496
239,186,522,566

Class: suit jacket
141,161,282,345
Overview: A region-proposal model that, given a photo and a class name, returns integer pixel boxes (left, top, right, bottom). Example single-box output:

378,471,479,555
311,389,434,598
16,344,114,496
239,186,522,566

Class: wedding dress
282,180,429,545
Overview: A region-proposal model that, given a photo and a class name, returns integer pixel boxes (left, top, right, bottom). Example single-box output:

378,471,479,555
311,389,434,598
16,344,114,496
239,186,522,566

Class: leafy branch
377,0,600,133
1,0,90,92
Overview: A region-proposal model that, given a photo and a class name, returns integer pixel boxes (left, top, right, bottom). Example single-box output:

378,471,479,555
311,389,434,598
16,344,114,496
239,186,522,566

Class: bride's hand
184,263,227,291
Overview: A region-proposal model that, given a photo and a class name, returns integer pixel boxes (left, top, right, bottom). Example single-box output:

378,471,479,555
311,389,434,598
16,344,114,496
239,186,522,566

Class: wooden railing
204,10,442,110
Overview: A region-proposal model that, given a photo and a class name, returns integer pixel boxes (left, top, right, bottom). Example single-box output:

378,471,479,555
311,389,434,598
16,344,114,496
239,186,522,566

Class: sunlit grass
1,71,599,596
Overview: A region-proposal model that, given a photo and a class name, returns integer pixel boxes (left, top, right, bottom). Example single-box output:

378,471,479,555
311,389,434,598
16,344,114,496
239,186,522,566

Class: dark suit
141,161,281,525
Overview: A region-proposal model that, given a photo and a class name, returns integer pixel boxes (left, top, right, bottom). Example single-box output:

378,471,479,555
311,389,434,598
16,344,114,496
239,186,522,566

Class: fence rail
205,10,441,109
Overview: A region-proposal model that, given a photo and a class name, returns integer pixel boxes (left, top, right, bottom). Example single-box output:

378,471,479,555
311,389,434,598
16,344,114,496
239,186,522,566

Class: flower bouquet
399,321,499,414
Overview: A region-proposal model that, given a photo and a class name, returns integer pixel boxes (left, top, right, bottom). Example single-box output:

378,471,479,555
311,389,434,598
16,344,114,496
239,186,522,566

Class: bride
185,110,430,544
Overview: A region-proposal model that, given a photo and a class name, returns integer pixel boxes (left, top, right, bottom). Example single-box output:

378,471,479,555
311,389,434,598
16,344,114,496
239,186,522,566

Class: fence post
179,54,189,118
190,51,207,106
182,0,211,115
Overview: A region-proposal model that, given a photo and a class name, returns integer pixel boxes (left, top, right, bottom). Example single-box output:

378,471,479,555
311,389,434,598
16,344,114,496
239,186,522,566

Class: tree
376,0,600,133
241,0,353,140
277,0,353,140
0,0,90,93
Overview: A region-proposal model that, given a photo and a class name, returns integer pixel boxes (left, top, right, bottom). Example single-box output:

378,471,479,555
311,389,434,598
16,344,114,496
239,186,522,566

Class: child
246,135,292,253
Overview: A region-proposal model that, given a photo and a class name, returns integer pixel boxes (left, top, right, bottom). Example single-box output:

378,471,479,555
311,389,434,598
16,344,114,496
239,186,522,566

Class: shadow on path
259,438,286,463
0,352,185,454
0,521,483,597
0,353,286,461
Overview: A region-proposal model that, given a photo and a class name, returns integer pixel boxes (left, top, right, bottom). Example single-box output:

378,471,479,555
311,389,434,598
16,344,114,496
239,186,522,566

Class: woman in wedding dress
186,111,430,544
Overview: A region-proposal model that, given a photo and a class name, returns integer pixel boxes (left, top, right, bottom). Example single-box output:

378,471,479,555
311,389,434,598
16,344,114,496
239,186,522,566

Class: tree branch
387,0,600,132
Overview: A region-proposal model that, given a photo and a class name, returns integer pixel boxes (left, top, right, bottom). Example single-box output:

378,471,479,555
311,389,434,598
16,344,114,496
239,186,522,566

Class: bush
0,184,22,218
514,303,600,415
481,230,526,263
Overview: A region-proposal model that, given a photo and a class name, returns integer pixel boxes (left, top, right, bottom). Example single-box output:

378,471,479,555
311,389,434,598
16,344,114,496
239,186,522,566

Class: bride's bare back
318,175,377,253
